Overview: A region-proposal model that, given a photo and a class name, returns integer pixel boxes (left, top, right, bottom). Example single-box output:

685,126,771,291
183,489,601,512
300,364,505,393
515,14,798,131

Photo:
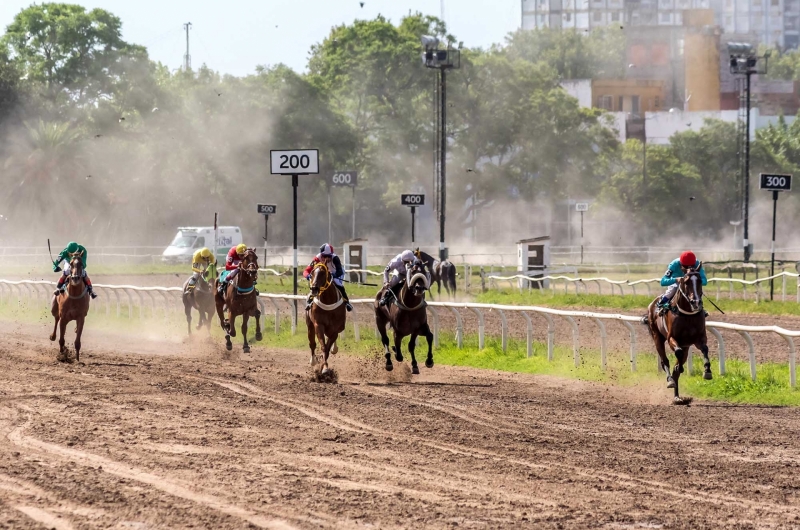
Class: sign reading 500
270,149,319,175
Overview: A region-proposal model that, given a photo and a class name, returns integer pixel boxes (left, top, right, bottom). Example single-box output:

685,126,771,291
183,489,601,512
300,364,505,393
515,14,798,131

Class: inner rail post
707,327,726,376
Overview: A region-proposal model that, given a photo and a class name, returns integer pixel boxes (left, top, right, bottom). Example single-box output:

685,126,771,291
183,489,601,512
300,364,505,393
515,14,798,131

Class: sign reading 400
401,194,425,206
270,149,319,175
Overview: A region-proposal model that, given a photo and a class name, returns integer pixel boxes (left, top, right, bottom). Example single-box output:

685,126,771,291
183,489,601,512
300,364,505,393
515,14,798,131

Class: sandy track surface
0,321,799,529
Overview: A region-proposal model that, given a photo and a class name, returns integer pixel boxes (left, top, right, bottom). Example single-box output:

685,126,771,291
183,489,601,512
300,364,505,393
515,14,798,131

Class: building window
660,12,671,22
676,12,683,24
632,95,640,114
611,11,620,20
772,0,779,6
618,95,623,111
725,15,733,26
565,12,572,21
654,96,661,109
593,11,603,21
598,95,613,110
725,0,733,7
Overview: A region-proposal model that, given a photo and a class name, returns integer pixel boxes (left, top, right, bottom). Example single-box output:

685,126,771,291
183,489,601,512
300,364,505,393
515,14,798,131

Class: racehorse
432,259,457,299
182,271,215,335
49,256,90,362
214,248,262,353
305,262,347,374
645,268,711,404
374,259,434,373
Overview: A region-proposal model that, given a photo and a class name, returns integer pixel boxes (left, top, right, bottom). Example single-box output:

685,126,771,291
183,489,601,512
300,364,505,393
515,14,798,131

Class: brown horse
646,269,711,404
214,249,262,353
49,256,90,362
182,270,215,335
305,262,347,374
374,259,434,373
432,259,457,299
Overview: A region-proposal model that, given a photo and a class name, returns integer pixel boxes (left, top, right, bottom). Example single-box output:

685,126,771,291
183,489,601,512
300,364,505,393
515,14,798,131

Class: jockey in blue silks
657,250,708,315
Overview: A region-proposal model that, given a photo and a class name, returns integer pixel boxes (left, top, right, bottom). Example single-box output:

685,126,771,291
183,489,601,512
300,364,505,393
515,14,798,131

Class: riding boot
305,293,314,311
335,283,352,312
378,287,393,307
54,274,67,296
85,276,97,299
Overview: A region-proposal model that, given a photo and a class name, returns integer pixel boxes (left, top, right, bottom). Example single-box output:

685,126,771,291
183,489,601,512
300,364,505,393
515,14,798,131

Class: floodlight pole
744,70,752,262
439,68,447,261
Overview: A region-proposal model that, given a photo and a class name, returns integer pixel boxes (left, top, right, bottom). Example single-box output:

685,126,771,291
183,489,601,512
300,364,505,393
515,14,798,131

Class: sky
0,0,522,76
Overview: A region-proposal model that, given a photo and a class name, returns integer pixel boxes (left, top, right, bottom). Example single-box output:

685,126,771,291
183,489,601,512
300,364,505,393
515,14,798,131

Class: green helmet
66,241,79,253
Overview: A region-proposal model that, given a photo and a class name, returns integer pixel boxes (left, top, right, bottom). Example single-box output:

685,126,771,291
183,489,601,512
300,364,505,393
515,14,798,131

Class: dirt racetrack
1,321,800,529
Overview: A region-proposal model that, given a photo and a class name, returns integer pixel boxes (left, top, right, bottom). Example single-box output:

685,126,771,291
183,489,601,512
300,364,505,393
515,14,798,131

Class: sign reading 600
328,171,358,187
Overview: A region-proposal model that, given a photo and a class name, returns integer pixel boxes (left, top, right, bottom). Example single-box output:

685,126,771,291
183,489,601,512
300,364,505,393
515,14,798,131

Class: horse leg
376,316,393,372
307,315,317,366
392,331,403,363
224,311,235,351
215,296,227,332
253,308,263,342
57,318,68,362
74,317,84,363
321,331,332,374
408,332,420,375
241,312,250,353
50,307,59,342
655,337,673,388
423,322,434,369
672,347,689,404
183,298,193,335
696,339,712,380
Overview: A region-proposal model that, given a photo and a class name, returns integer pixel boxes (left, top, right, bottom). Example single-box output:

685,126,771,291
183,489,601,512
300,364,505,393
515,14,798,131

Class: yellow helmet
200,248,213,259
236,243,247,255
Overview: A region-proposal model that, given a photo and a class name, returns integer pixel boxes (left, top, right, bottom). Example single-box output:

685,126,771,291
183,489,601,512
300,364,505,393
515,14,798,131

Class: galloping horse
374,259,434,373
49,256,90,362
432,259,457,299
215,249,262,352
305,262,347,374
182,270,215,335
646,268,711,404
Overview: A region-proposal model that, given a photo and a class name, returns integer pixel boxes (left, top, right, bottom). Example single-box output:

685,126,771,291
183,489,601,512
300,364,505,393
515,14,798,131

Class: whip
703,294,725,315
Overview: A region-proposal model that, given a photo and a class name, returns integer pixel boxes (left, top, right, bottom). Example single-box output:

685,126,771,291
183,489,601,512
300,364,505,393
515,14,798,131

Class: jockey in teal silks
657,250,707,315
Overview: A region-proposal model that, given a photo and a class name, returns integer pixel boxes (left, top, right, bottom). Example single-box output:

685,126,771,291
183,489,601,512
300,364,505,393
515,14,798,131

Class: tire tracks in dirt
215,376,799,520
0,405,337,530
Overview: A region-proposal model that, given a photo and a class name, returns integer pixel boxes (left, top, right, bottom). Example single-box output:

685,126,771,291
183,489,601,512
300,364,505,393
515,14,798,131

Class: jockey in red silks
303,243,352,312
217,243,248,295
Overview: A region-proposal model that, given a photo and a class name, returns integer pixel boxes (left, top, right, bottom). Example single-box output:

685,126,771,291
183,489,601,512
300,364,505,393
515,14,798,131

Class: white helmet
401,250,415,263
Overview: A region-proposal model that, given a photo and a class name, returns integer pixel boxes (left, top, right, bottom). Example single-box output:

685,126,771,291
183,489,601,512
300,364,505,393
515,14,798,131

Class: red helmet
679,251,696,267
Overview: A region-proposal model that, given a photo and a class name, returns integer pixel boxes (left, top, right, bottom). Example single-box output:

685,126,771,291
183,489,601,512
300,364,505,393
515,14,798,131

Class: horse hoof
49,334,55,342
385,363,393,372
673,396,692,406
666,377,675,389
255,332,263,342
225,337,233,351
243,346,250,354
395,352,403,362
412,365,420,375
425,359,434,369
703,371,713,380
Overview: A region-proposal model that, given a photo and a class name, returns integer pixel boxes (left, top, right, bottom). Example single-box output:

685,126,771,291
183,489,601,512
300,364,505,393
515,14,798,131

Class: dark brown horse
374,259,434,373
432,259,457,298
49,256,90,362
305,262,347,374
214,249,262,352
182,270,215,335
646,269,711,404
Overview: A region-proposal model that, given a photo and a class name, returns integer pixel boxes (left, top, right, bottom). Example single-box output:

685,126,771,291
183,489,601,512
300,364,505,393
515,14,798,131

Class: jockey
378,249,417,307
52,241,97,299
188,247,216,290
303,243,352,312
217,243,248,296
657,250,708,315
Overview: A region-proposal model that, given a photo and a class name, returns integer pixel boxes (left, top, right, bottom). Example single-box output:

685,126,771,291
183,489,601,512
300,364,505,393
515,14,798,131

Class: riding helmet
679,251,696,267
319,243,334,257
236,243,247,255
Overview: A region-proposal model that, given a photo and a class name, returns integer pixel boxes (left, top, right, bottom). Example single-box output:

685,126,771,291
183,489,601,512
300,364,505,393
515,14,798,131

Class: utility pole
183,22,192,71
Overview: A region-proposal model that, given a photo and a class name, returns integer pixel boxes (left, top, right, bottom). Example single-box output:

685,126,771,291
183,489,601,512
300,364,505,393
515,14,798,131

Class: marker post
576,203,589,265
759,173,792,300
401,194,425,246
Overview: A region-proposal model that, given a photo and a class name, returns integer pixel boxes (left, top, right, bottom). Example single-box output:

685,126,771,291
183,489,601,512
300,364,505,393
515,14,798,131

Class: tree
1,3,148,110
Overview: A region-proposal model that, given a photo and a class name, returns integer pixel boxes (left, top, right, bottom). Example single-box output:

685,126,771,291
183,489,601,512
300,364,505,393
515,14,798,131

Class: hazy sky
1,0,521,76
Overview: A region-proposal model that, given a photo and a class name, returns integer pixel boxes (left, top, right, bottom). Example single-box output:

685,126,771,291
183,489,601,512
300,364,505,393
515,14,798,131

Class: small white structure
342,239,368,284
517,236,551,289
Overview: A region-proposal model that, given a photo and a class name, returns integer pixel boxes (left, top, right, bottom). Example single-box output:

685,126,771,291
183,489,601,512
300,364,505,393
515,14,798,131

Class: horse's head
239,248,259,280
406,259,430,297
678,268,704,313
68,256,84,285
310,262,331,297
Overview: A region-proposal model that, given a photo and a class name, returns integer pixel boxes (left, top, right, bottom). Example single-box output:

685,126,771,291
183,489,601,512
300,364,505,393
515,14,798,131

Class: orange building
591,79,666,114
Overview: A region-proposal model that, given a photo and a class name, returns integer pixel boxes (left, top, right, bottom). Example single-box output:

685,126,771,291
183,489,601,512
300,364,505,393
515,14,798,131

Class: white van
161,226,244,264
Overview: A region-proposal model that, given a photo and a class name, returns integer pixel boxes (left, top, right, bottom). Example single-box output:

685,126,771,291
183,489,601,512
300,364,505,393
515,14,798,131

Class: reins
310,262,343,311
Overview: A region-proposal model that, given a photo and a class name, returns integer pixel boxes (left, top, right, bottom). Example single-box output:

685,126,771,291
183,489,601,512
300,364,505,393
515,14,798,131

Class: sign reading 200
270,149,320,175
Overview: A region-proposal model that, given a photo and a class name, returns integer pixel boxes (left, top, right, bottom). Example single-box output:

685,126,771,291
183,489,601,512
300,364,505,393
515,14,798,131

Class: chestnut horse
182,270,215,335
646,269,711,404
374,259,434,373
214,249,262,352
49,256,90,362
305,262,347,374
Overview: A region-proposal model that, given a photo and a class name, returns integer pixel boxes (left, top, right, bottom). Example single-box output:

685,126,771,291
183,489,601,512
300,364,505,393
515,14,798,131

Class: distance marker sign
401,194,425,206
270,149,319,175
257,204,277,215
760,173,792,191
329,171,358,187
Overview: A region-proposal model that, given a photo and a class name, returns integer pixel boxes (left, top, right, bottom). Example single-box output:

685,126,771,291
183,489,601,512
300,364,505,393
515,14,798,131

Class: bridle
393,261,429,311
310,261,343,311
675,271,703,315
234,249,259,295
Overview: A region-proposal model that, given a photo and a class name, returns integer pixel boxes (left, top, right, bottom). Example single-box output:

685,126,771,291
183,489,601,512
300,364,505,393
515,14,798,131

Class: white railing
488,271,800,302
3,279,798,388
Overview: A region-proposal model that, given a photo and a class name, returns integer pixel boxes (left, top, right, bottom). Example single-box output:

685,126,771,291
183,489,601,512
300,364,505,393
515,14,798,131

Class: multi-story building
522,0,797,48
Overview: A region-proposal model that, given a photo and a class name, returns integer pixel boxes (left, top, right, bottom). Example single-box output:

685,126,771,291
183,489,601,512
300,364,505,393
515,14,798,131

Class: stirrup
345,302,353,312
